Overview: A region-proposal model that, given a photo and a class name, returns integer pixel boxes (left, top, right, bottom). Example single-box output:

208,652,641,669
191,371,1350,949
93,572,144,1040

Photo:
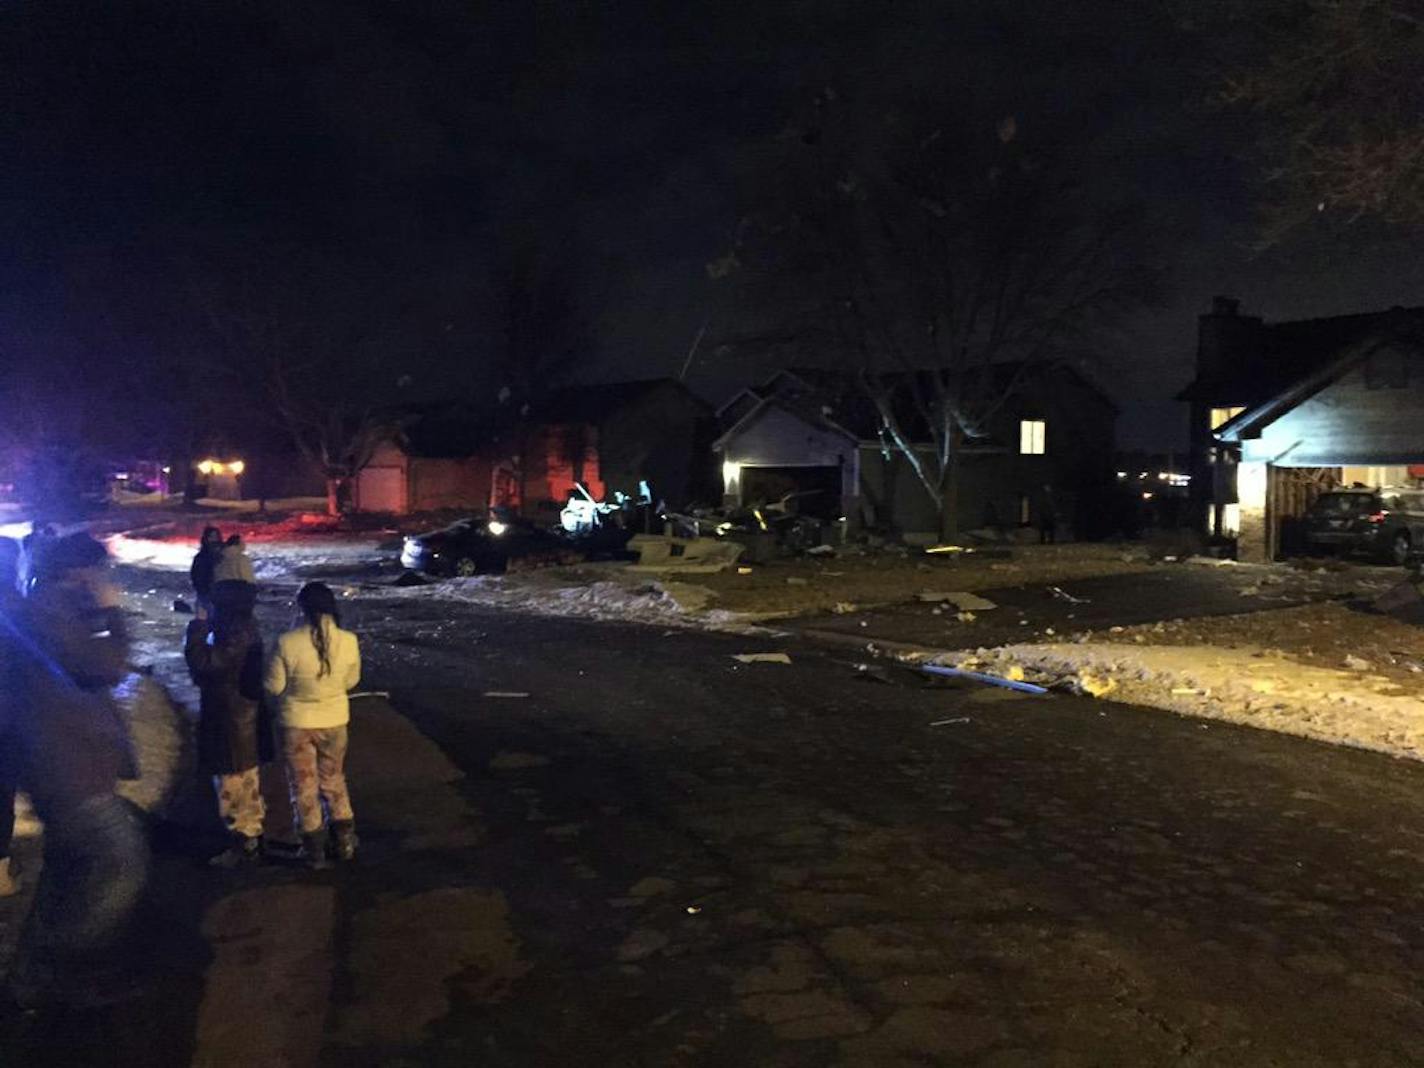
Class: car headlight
487,520,508,536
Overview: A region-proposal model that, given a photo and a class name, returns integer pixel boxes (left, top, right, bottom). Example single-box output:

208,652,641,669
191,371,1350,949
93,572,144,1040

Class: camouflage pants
281,726,352,834
213,767,265,839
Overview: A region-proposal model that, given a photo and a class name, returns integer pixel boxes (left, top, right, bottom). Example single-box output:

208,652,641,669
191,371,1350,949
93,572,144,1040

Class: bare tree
190,253,417,516
719,91,1151,538
487,232,589,509
1205,0,1424,240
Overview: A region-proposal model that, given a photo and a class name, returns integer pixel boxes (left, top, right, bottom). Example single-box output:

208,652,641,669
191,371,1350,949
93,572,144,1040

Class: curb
786,625,949,661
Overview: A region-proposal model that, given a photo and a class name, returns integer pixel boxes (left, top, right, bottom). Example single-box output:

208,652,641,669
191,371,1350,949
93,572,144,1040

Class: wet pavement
5,566,1424,1064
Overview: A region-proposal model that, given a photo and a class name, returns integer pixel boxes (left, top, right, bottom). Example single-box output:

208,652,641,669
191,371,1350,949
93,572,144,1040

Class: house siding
718,405,858,517
1240,353,1424,467
719,366,1116,539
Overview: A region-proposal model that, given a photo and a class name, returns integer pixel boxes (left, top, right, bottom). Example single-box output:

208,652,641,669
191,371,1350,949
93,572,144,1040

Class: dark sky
3,0,1422,451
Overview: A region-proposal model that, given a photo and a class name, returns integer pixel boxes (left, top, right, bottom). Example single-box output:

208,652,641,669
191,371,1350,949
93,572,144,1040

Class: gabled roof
395,405,496,459
714,362,1113,451
1216,332,1424,443
1179,305,1424,403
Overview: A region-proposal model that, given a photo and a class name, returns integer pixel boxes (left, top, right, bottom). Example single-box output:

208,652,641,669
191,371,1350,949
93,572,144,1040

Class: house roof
1178,305,1424,403
714,362,1115,451
1215,330,1424,444
395,405,496,459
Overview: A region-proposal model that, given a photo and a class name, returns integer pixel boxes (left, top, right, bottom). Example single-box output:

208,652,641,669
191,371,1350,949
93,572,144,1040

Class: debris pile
933,640,1424,761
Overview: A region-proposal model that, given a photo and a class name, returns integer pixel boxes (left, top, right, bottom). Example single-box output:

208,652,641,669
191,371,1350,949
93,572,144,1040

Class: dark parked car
400,514,579,576
1303,489,1424,565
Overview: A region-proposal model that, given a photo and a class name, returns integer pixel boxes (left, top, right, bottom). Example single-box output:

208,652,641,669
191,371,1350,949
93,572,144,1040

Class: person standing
213,533,256,585
265,582,360,869
6,533,146,1005
0,537,23,897
189,525,224,617
184,580,271,866
1036,484,1058,545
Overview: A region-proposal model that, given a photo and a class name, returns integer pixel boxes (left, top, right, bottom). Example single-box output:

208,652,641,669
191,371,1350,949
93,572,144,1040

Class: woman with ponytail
264,582,361,868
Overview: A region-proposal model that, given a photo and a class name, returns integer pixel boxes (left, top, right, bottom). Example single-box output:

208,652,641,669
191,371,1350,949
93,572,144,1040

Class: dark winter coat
12,574,133,823
190,545,223,599
184,618,272,774
0,591,20,786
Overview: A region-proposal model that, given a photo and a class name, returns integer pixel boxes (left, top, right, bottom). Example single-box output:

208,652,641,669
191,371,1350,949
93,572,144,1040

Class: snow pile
944,642,1424,760
380,572,767,633
107,534,195,571
107,533,387,581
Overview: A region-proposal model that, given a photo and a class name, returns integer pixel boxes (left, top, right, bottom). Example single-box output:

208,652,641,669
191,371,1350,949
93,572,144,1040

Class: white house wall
1240,355,1424,467
720,405,858,507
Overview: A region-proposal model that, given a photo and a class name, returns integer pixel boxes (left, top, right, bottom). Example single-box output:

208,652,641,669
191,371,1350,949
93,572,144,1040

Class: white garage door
358,466,404,513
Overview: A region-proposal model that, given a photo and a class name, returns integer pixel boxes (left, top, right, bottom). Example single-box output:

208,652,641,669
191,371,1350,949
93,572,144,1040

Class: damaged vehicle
400,513,580,576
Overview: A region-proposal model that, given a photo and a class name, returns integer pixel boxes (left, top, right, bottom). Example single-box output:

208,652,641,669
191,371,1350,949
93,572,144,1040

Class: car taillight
1367,511,1389,524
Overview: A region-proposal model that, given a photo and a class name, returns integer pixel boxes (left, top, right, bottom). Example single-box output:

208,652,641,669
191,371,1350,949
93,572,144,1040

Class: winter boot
330,820,358,862
301,830,332,871
0,857,18,897
208,834,262,869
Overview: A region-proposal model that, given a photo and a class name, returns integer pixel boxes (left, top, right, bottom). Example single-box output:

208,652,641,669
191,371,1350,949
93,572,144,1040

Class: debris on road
921,664,1048,694
831,601,858,615
1373,578,1424,620
851,662,895,684
627,534,744,574
1048,585,1090,604
1069,672,1117,698
929,716,971,725
917,591,998,610
732,652,792,665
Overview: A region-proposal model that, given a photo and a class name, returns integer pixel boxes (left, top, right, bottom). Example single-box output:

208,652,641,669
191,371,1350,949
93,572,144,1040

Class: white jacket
213,545,256,585
264,617,361,730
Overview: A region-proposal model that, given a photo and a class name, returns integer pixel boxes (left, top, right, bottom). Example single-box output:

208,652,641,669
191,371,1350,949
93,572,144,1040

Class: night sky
3,0,1423,451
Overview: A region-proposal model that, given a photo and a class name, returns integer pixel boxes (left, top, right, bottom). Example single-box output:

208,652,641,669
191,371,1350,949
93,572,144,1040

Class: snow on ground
109,533,389,582
937,639,1424,762
374,568,772,634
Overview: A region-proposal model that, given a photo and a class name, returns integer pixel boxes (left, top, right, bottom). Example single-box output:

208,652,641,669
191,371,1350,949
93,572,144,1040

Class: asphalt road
791,564,1390,650
7,571,1424,1065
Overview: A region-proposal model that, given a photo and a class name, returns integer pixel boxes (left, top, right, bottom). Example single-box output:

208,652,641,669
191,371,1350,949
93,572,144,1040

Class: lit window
1019,420,1046,455
1210,406,1245,430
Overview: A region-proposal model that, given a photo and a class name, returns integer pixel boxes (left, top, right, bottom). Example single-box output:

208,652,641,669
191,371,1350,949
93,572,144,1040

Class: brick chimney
1195,295,1260,392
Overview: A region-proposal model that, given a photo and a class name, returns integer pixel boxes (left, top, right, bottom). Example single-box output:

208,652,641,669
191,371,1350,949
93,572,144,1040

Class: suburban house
518,379,717,517
1179,297,1424,561
714,368,1117,540
353,379,716,517
354,404,498,514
